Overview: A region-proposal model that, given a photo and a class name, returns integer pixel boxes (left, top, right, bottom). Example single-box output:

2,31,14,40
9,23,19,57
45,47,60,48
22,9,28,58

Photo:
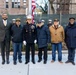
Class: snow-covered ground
0,54,76,75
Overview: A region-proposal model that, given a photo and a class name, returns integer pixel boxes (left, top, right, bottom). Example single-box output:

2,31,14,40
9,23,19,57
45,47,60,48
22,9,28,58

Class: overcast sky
36,0,48,7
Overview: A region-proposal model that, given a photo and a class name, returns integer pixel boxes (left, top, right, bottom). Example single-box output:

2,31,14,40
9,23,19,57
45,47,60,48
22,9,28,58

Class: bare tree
36,0,48,14
48,0,70,14
48,0,55,13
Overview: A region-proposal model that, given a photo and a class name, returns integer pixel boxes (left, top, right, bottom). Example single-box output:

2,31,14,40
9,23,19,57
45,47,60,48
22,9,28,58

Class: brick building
55,0,76,14
0,0,28,15
69,0,76,14
49,0,76,14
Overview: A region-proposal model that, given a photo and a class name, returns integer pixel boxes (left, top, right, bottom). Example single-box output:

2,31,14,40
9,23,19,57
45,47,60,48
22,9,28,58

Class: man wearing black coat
0,13,11,64
65,17,76,65
23,15,37,64
37,20,50,64
11,18,23,65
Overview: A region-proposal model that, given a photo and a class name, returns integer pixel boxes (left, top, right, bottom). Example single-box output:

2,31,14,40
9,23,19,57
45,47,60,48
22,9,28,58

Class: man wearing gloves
36,20,50,64
23,15,37,64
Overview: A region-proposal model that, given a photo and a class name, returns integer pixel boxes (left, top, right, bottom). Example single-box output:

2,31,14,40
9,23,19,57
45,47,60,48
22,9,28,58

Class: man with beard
0,13,11,64
65,17,76,65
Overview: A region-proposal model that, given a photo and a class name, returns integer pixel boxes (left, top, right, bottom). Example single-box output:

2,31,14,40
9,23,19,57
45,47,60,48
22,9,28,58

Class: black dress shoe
19,60,22,63
13,61,17,65
44,61,47,64
71,61,75,65
32,61,35,64
65,60,70,63
7,60,10,64
2,61,5,65
25,61,29,64
38,59,42,62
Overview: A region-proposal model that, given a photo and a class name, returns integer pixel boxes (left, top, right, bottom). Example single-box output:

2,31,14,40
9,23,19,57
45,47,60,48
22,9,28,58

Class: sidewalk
0,54,76,75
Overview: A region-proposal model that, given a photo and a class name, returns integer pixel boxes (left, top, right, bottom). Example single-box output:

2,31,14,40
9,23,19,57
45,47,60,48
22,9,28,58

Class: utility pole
48,1,50,14
60,1,62,25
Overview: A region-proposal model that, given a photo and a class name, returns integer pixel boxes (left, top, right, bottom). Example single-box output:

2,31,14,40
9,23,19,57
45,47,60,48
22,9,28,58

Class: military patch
32,30,34,32
31,25,35,29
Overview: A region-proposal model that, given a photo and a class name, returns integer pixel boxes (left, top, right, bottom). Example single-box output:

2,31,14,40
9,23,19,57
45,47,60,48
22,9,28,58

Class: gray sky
36,0,48,7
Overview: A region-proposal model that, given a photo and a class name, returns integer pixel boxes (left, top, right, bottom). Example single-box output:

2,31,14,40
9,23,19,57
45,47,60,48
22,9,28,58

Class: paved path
0,54,76,75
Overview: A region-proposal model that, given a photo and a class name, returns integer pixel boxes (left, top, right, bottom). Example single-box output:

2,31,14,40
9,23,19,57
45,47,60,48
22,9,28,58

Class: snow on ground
0,54,76,75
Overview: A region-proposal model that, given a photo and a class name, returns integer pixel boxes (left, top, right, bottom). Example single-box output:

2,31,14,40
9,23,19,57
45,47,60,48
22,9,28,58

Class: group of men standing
0,13,76,65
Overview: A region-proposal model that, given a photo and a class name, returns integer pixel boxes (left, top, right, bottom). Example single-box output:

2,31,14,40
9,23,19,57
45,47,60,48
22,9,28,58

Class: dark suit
0,20,11,62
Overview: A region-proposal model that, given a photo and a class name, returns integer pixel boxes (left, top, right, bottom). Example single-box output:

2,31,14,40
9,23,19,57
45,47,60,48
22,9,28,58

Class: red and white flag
32,0,36,23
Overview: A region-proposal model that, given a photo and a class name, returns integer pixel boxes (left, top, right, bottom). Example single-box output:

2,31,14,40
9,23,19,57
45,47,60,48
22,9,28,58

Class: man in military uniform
23,15,37,64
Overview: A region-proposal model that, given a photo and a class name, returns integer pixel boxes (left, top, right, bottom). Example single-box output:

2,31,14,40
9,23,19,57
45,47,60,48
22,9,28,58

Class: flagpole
28,0,32,15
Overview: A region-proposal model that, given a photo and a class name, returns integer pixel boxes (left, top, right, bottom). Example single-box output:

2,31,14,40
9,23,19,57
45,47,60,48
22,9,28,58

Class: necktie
4,20,7,26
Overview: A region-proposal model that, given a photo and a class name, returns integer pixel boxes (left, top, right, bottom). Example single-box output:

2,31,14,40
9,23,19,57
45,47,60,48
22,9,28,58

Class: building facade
0,0,28,15
69,0,76,14
49,0,76,14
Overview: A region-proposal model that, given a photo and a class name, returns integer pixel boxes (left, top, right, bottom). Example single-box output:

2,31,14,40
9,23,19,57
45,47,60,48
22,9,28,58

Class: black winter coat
37,25,50,48
65,22,76,48
11,24,23,43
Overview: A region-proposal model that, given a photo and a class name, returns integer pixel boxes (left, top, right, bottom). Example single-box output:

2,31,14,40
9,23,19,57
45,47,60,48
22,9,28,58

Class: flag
32,0,36,23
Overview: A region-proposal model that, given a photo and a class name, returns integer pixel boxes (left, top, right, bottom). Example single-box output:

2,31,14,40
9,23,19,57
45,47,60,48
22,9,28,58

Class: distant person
47,19,52,27
41,19,45,23
11,19,16,26
65,17,76,65
49,19,65,63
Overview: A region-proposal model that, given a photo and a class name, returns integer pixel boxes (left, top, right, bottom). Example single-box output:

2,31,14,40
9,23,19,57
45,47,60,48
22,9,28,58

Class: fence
0,14,76,26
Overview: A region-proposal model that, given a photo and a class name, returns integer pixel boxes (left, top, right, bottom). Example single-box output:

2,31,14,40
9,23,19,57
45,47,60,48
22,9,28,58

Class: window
6,0,9,8
12,0,20,8
23,0,26,6
23,0,26,2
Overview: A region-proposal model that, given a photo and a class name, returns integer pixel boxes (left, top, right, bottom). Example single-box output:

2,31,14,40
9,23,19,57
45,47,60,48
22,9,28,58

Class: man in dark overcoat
37,20,50,64
65,17,76,65
0,13,11,64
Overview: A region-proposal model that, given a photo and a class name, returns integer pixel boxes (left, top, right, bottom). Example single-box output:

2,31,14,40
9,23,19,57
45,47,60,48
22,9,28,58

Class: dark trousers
25,43,35,62
13,42,22,61
68,48,75,62
52,43,62,61
38,47,47,61
1,40,10,61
